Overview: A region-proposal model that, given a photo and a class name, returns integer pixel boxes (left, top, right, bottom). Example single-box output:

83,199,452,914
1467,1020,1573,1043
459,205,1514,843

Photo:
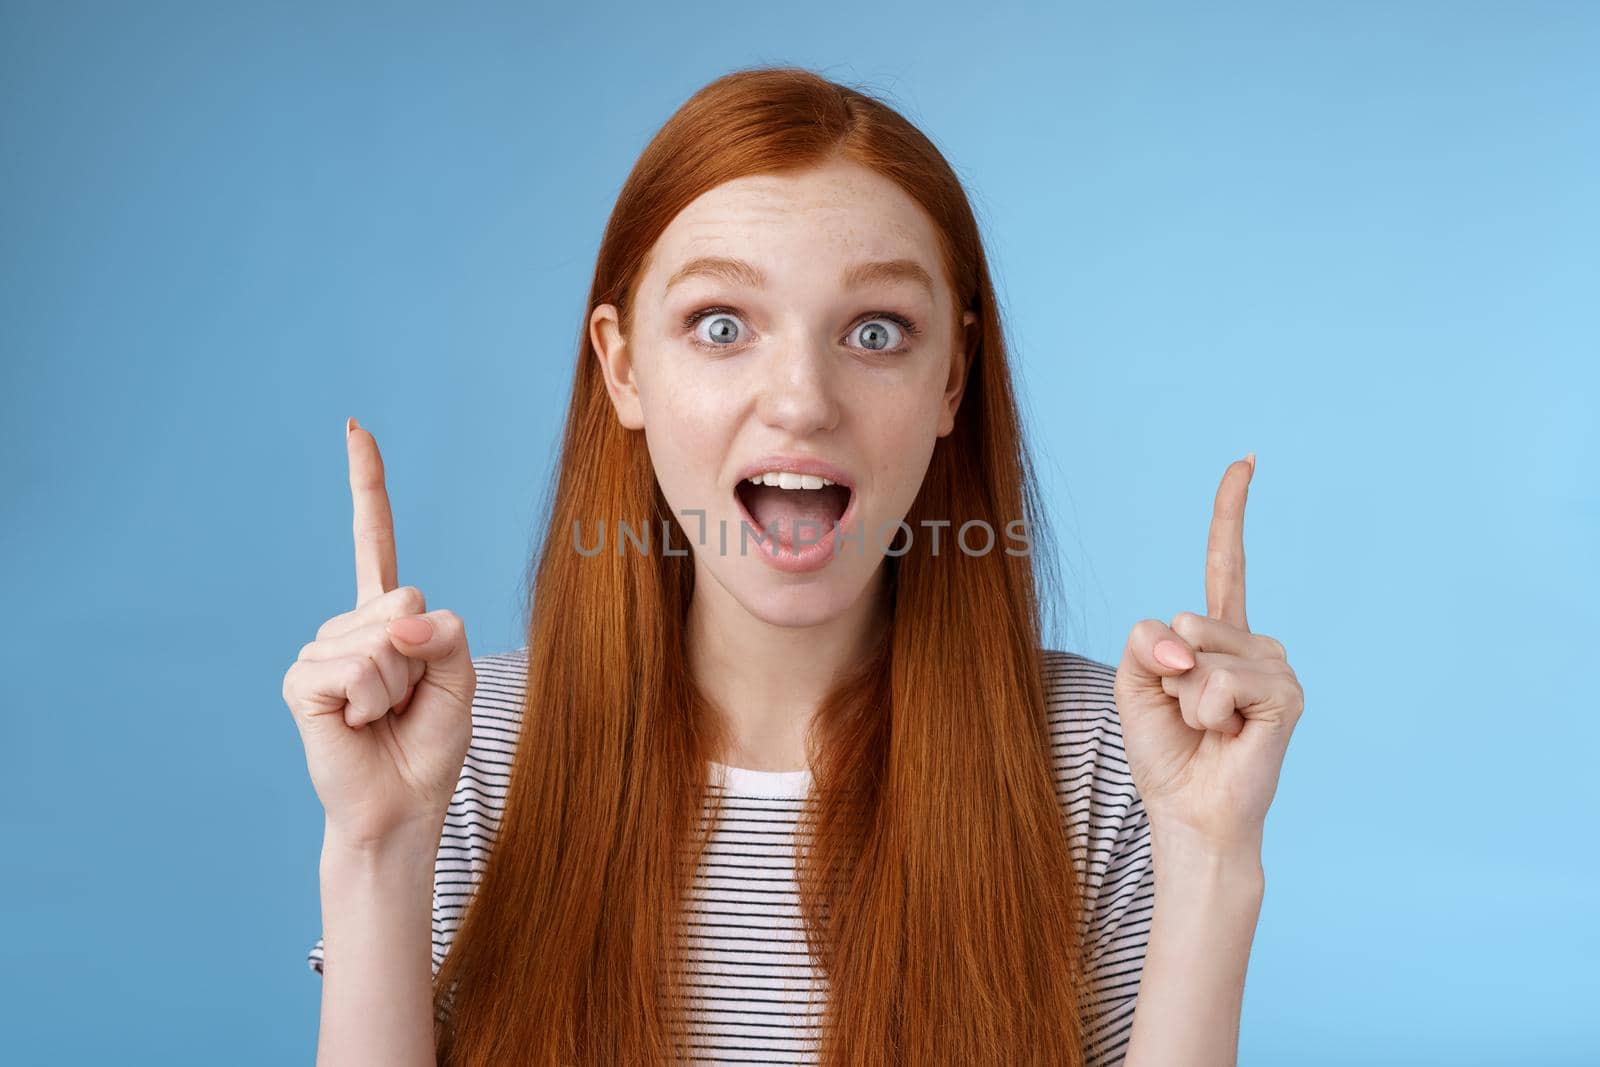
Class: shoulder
1039,647,1118,724
416,647,530,972
465,646,530,746
1039,648,1134,807
1039,649,1152,1064
1037,645,1139,826
1037,647,1144,926
451,646,530,826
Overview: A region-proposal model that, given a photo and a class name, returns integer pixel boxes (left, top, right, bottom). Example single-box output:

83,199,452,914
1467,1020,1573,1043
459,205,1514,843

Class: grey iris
709,317,739,343
860,322,890,350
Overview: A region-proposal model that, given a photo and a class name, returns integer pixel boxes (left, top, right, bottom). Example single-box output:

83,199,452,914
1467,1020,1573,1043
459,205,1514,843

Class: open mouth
734,473,854,548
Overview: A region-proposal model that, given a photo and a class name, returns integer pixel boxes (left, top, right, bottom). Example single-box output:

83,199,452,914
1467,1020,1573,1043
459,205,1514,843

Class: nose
754,336,841,436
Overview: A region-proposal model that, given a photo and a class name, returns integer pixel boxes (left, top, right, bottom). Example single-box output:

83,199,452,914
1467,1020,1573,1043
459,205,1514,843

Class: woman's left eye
849,313,920,353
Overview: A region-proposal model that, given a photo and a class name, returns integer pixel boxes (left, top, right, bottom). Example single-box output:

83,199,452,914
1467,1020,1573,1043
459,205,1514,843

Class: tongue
742,484,850,546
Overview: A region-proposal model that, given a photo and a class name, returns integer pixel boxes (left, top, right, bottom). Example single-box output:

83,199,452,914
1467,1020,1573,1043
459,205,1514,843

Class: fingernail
1154,639,1195,670
346,416,358,440
1243,451,1256,473
388,616,433,644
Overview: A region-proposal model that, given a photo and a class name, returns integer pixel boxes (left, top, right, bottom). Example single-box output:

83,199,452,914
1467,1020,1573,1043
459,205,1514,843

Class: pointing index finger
347,417,398,606
1205,452,1254,631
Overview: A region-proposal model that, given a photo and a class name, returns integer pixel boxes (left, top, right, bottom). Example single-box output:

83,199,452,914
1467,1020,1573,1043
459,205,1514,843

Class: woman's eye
850,313,919,354
682,308,920,352
685,308,748,348
852,318,904,352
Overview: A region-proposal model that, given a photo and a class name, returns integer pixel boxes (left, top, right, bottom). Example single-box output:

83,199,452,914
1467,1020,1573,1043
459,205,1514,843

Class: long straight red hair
431,66,1097,1066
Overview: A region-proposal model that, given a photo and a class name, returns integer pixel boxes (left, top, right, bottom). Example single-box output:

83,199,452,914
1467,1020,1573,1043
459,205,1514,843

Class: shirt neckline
708,759,813,799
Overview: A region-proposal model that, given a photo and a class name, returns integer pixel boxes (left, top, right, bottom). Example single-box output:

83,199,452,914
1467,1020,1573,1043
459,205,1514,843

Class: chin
712,556,879,631
741,586,855,630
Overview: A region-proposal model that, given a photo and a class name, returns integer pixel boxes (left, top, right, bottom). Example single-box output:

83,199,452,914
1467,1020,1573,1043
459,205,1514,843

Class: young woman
285,66,1305,1067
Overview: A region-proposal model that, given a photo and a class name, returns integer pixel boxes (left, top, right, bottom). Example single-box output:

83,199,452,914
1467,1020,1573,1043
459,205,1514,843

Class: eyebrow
664,255,936,299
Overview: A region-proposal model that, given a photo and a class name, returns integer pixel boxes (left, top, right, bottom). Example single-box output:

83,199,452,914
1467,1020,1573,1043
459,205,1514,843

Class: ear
936,309,979,438
590,303,645,430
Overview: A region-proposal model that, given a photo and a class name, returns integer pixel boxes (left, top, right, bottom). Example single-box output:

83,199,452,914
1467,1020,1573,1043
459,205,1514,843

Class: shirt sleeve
1042,649,1155,1067
306,649,528,977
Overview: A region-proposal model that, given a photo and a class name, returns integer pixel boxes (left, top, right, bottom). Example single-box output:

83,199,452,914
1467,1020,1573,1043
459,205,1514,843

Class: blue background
3,1,1595,1062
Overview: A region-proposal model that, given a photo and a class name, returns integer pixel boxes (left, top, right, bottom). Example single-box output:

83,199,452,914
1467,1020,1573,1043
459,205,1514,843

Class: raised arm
1111,455,1306,1065
282,417,477,1066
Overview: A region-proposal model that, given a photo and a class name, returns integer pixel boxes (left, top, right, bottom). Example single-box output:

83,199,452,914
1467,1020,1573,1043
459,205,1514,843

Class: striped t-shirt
308,647,1154,1065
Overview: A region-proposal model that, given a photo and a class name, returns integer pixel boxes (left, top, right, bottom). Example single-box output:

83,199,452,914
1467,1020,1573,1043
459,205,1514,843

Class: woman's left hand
1113,455,1306,854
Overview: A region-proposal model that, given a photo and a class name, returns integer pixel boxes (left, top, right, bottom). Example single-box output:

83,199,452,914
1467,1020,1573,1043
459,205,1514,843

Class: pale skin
284,159,1306,1063
589,158,978,771
1114,453,1307,1066
281,416,477,1067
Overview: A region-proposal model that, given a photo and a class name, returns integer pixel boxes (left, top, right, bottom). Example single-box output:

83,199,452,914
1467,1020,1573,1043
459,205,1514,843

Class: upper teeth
747,471,836,489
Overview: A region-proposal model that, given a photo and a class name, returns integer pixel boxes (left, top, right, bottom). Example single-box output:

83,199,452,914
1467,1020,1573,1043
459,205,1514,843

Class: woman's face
591,156,977,629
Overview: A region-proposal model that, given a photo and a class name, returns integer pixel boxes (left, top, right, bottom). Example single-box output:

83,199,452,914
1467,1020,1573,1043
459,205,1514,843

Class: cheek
636,375,737,502
653,383,745,468
638,358,738,432
854,362,951,441
849,394,943,510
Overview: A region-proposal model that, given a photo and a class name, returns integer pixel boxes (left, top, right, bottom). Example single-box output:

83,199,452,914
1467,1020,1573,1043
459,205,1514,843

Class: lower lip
733,487,859,575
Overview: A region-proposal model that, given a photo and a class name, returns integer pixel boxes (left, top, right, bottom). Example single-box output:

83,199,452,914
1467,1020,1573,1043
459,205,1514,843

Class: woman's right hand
282,417,476,850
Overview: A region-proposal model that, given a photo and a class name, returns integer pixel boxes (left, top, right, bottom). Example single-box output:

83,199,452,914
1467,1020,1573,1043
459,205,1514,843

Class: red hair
432,65,1095,1066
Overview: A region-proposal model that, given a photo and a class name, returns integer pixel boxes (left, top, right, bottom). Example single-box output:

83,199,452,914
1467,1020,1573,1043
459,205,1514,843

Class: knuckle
432,609,464,637
282,665,315,721
366,626,401,660
1169,611,1201,637
296,639,316,662
394,585,427,614
344,656,376,689
1131,617,1165,643
1256,634,1288,660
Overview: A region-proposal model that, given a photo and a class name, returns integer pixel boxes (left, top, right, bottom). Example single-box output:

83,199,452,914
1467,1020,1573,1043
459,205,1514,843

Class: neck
686,564,887,773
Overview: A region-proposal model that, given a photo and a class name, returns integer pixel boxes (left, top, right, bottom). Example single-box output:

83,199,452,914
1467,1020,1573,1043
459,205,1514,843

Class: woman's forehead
655,165,940,261
646,191,943,298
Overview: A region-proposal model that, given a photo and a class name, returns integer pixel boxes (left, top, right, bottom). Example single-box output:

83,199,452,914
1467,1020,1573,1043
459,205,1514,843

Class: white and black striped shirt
308,647,1154,1064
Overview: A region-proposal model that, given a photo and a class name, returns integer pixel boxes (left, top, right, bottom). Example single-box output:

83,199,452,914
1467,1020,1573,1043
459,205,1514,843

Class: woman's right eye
683,307,748,348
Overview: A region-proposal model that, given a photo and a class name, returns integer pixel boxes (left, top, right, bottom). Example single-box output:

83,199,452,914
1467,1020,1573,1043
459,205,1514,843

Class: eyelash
680,305,921,353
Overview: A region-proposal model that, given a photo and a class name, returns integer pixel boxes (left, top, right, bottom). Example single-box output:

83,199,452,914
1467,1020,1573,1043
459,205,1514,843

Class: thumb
386,609,476,709
1117,617,1197,697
